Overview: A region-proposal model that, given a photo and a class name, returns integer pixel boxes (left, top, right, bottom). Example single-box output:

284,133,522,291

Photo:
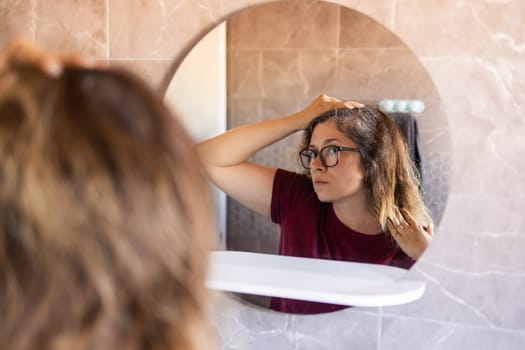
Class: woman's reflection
197,94,433,314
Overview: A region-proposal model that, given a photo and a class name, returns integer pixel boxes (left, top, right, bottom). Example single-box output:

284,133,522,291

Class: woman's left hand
1,38,101,78
387,207,434,260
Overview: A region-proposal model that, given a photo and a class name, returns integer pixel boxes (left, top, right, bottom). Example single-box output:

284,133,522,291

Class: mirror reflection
165,0,451,314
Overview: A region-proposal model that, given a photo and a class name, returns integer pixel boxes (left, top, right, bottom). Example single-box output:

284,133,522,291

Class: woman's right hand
297,94,364,128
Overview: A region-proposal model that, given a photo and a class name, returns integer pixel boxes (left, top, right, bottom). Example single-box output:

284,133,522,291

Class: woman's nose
310,154,325,171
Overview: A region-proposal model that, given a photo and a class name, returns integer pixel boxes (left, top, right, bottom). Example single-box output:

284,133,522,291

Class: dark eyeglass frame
299,145,361,169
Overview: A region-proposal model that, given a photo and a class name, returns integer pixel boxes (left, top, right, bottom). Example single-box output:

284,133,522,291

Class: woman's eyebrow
309,138,342,148
322,138,341,145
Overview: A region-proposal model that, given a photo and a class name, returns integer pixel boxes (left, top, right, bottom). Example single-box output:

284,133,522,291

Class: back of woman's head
0,41,215,350
300,106,432,230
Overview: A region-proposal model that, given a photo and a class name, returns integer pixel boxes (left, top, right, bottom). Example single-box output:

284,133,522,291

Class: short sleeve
271,168,311,224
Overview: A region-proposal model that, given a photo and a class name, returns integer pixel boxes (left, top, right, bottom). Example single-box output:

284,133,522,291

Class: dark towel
390,113,423,185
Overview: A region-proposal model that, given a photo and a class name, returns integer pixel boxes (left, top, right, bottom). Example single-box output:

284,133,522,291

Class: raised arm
197,95,356,217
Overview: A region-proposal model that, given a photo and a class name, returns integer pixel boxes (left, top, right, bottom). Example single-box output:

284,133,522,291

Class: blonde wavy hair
0,40,216,350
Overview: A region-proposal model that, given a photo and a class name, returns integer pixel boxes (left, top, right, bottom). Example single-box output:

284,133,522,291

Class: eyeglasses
299,145,361,169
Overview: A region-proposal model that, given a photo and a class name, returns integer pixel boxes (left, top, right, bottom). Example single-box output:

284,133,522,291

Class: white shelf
206,250,425,307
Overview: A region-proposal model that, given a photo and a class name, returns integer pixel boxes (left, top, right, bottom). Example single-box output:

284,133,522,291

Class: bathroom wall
1,0,524,349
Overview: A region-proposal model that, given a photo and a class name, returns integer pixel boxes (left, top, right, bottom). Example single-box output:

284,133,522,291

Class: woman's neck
332,195,382,235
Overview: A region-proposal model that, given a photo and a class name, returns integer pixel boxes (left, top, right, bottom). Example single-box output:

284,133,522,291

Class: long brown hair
0,41,216,350
300,106,432,231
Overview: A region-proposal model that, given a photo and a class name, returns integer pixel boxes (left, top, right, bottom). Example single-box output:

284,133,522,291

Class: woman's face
308,121,365,203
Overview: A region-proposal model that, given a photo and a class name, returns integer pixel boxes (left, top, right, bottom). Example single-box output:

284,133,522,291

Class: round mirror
164,0,451,314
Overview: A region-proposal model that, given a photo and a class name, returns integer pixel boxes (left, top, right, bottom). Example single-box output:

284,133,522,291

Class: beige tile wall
1,0,524,348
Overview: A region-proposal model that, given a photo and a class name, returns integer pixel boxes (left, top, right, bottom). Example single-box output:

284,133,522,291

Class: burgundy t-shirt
269,168,414,314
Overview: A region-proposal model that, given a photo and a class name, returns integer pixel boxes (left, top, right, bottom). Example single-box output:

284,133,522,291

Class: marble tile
388,257,525,331
428,58,523,150
109,0,222,59
332,0,396,30
291,307,379,350
227,97,262,128
419,227,478,269
382,316,525,350
385,264,496,327
259,97,303,121
474,234,525,272
211,292,297,350
339,6,403,48
395,0,491,56
227,0,339,49
439,194,522,237
211,292,380,350
109,59,172,91
227,50,263,98
261,50,302,97
34,0,107,58
298,50,338,98
0,0,35,48
418,54,525,213
395,0,519,57
335,48,437,101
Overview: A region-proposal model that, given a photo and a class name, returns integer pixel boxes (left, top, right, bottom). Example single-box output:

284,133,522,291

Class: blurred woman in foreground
0,39,216,350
